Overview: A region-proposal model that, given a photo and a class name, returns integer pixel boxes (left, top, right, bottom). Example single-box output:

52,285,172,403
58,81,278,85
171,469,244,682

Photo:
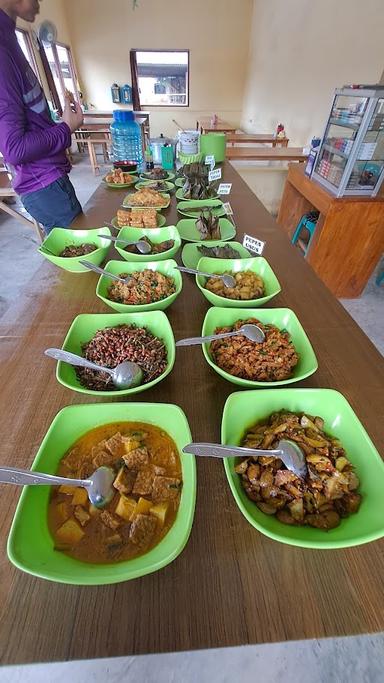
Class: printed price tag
205,155,215,170
217,183,232,195
222,202,233,215
208,168,222,182
243,233,266,255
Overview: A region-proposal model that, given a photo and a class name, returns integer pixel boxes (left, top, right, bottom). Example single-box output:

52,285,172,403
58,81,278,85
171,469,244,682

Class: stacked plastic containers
110,110,144,166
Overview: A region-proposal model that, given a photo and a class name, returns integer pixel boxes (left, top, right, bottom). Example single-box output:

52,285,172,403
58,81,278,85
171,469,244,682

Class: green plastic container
222,388,384,549
195,256,281,307
200,133,226,163
38,227,112,273
8,402,196,584
176,218,236,243
56,311,175,396
201,307,318,387
96,259,182,312
115,226,181,262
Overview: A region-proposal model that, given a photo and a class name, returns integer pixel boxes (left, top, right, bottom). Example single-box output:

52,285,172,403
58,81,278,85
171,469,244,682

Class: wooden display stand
277,164,384,297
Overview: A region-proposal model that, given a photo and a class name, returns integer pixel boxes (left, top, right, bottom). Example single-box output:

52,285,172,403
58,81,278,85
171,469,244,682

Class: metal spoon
176,323,265,347
182,440,308,479
0,465,115,508
39,245,57,256
79,260,131,283
44,348,143,390
175,265,236,288
97,233,152,254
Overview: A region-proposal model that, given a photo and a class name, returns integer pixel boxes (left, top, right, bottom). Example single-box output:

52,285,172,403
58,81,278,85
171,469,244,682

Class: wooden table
199,117,237,133
277,164,384,297
227,146,307,162
226,133,289,147
1,163,384,665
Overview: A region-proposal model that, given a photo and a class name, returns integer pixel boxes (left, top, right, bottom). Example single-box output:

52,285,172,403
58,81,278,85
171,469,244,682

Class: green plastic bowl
196,257,281,307
111,214,167,229
201,307,318,387
115,226,181,262
222,388,384,549
177,218,236,242
38,227,111,273
56,311,175,396
7,402,196,584
96,259,182,312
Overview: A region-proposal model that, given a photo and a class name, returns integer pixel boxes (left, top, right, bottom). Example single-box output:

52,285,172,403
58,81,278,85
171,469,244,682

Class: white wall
241,0,384,145
62,0,253,137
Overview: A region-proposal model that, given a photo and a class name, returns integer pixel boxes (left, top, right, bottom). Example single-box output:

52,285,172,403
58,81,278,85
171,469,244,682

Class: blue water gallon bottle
110,110,143,166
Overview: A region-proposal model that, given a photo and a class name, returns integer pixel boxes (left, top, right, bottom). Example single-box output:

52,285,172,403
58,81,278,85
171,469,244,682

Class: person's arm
0,48,71,166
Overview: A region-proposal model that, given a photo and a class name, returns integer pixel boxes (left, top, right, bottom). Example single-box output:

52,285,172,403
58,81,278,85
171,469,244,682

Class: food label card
222,202,233,215
208,168,222,182
205,155,215,170
243,233,266,255
217,183,232,195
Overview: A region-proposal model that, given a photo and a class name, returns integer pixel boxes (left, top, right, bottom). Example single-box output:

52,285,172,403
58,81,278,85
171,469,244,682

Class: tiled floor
0,155,383,681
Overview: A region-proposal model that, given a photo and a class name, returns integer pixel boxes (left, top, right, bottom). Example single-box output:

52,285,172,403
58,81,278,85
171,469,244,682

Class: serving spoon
174,265,236,288
79,260,131,283
0,465,115,508
182,440,308,479
97,233,152,255
44,348,143,390
176,323,265,347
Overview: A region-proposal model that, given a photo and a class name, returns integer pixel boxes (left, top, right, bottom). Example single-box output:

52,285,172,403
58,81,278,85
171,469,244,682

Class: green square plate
38,227,111,273
176,218,236,242
8,402,196,584
111,213,167,229
102,174,138,188
182,241,250,268
96,259,182,312
115,226,181,262
201,307,318,387
222,388,384,549
196,256,281,307
123,192,170,211
56,311,175,396
140,171,175,181
177,199,225,218
136,180,175,193
175,188,219,202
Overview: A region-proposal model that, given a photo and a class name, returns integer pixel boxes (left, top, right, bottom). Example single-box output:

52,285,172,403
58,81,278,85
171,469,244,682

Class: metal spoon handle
0,466,88,487
176,330,239,346
98,234,138,247
79,260,127,282
182,443,282,459
175,266,220,279
44,348,114,376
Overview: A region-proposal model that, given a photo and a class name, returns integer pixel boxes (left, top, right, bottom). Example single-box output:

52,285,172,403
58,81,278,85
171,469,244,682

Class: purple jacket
0,9,71,195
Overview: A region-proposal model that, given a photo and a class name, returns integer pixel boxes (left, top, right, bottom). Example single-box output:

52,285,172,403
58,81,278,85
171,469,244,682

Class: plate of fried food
103,168,138,188
111,208,166,230
123,188,171,210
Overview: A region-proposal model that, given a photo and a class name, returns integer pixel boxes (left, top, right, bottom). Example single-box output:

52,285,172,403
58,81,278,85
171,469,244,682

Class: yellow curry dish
236,411,361,530
205,271,264,300
48,422,182,564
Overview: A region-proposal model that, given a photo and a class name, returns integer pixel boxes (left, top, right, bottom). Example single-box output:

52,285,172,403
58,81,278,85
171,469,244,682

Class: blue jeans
21,176,82,235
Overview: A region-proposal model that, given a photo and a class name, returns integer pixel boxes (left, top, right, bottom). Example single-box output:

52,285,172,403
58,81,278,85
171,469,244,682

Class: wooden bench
226,133,289,147
226,146,307,162
0,163,43,241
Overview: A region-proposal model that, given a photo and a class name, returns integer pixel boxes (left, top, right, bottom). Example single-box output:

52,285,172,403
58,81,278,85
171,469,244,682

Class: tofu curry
48,422,182,564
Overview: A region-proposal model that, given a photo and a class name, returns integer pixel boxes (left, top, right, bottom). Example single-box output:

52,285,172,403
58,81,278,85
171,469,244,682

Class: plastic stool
291,214,318,257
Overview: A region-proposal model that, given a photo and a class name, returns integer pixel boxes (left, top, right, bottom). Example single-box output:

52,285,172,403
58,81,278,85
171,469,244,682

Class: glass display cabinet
311,87,384,197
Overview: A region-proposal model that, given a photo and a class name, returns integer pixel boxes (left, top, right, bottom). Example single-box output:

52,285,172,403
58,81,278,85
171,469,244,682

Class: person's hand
61,96,84,133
